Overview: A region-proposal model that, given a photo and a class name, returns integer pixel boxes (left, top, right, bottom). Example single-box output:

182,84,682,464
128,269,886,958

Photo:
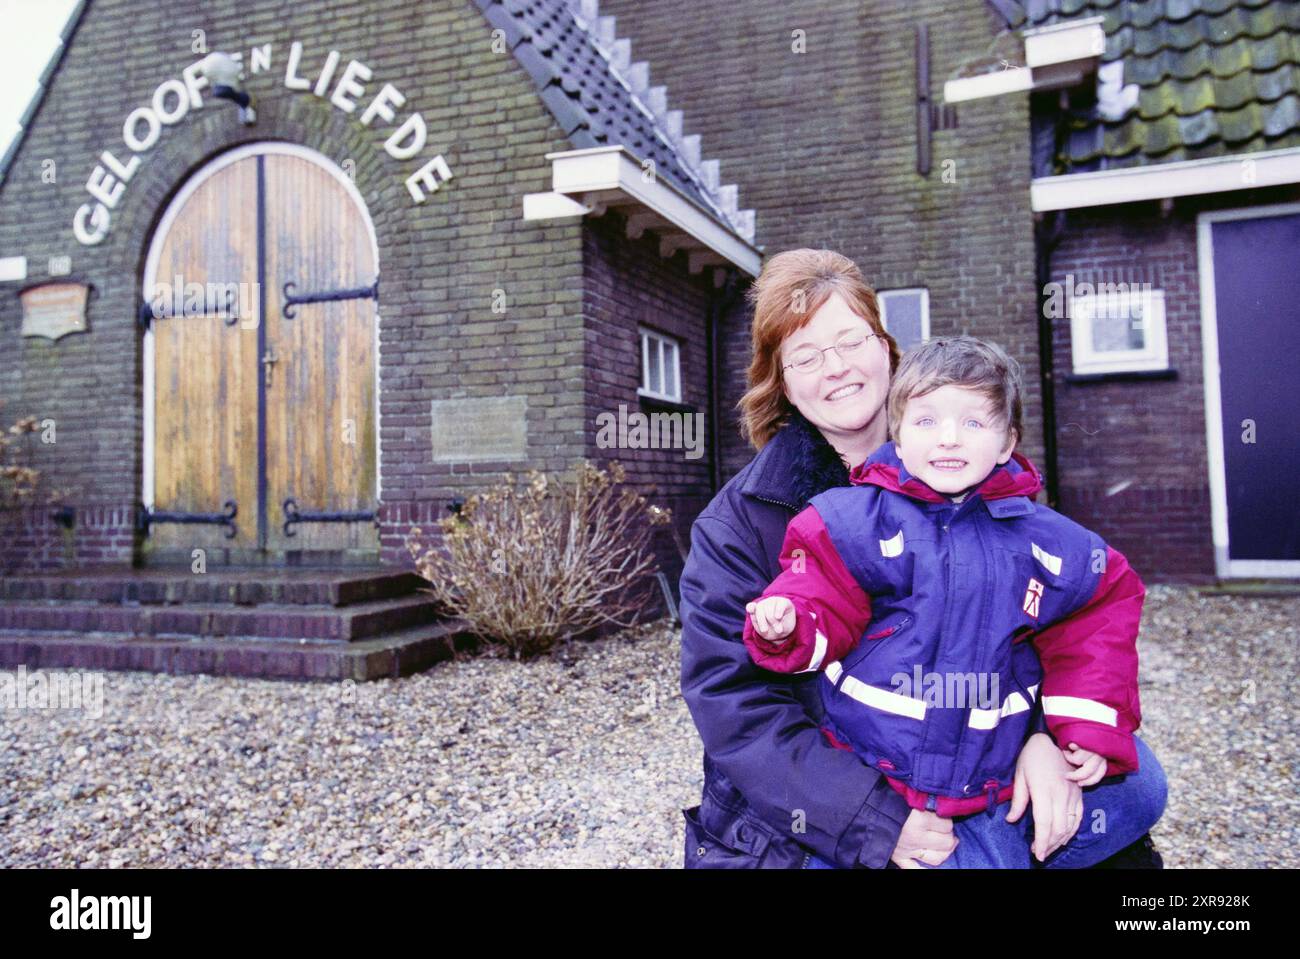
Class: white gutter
944,16,1104,104
1023,16,1107,67
523,145,762,277
1030,146,1300,211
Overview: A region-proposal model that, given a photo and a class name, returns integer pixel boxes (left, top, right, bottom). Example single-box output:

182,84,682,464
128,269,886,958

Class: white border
943,17,1103,104
142,141,382,513
943,66,1035,104
1068,287,1168,374
1023,16,1105,67
1032,146,1300,212
878,288,930,349
636,324,682,403
1196,200,1300,578
525,145,762,277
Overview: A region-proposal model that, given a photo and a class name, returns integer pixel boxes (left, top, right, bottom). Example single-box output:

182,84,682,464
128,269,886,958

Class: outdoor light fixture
198,51,256,124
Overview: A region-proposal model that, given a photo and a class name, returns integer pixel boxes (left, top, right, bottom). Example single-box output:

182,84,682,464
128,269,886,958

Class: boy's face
894,384,1016,495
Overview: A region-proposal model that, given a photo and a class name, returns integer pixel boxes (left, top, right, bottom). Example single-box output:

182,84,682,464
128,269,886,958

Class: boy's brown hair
887,335,1024,447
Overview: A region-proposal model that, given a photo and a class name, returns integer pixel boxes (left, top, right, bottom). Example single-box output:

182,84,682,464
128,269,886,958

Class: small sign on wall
0,256,27,282
431,396,528,463
19,280,93,341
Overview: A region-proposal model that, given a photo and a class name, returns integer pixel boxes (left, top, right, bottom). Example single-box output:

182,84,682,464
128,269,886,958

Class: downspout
657,264,746,622
1034,208,1066,509
1032,79,1082,511
706,266,746,495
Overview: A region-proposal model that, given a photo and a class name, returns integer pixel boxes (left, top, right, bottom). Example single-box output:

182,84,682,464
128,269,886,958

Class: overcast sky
0,0,80,162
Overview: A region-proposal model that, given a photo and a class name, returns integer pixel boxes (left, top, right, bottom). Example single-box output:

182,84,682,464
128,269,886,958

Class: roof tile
472,0,753,240
1015,0,1300,173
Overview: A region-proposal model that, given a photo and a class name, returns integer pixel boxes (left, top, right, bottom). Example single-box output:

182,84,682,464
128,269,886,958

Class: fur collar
780,407,853,509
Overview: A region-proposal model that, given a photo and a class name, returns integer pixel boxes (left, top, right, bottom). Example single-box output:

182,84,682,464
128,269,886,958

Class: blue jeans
806,734,1167,869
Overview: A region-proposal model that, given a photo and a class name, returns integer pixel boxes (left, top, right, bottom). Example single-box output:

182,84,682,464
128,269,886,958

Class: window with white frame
1069,285,1168,375
878,288,929,351
638,326,682,402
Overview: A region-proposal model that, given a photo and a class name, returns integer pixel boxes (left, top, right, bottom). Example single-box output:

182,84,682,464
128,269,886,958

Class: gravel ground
0,584,1295,868
1136,585,1300,868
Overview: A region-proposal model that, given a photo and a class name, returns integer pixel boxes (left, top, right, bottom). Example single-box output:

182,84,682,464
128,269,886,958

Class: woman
678,249,1167,869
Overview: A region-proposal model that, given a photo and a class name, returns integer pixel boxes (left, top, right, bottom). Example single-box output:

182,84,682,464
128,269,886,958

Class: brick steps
0,567,465,681
0,594,441,642
0,620,478,682
0,569,428,607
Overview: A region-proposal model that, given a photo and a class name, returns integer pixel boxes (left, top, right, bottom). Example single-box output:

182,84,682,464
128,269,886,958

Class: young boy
743,336,1145,825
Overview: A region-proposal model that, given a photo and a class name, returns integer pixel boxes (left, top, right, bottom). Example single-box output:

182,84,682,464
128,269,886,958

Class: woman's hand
890,809,959,868
1005,732,1084,862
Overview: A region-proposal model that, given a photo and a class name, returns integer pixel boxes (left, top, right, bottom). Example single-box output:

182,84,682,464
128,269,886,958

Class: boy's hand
891,809,959,868
745,596,796,643
1061,742,1108,787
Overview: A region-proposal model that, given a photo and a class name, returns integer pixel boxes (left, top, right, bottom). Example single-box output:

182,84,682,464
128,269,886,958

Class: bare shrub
405,460,672,658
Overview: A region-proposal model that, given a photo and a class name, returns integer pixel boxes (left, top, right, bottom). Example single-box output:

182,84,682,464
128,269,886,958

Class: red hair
739,249,900,450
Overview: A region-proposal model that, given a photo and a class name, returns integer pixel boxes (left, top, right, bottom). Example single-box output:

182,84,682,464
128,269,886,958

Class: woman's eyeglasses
782,331,882,374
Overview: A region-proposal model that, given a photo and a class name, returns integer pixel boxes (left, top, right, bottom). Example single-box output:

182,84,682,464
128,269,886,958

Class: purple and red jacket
742,440,1145,817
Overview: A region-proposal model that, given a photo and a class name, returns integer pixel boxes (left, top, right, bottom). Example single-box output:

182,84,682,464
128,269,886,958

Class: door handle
262,348,278,387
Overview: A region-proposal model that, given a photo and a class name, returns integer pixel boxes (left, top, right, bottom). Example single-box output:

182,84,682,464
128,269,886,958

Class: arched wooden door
143,144,379,563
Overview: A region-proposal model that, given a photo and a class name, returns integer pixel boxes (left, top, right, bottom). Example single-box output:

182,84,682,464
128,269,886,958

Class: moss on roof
1005,0,1300,171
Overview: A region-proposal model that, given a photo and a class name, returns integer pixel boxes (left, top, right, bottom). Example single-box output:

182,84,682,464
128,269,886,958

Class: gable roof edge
0,0,91,192
474,0,757,249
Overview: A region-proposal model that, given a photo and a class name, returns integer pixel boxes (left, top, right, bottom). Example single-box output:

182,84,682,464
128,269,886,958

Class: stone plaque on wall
431,395,528,463
19,281,91,341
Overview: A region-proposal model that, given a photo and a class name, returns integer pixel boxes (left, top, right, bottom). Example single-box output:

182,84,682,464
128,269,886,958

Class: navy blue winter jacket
681,411,893,867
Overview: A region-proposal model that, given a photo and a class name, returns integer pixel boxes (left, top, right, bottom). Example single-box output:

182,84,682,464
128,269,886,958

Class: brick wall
7,0,1278,587
0,0,589,571
580,205,723,606
1048,184,1300,582
599,0,1043,476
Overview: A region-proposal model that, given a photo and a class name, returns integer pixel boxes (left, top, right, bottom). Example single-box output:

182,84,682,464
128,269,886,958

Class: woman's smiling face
780,291,892,454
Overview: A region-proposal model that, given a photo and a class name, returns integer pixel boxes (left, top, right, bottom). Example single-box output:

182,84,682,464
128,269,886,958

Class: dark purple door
1208,210,1300,565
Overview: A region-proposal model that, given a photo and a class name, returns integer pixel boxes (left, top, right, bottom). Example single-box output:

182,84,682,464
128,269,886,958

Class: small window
878,288,929,351
1069,286,1168,375
638,326,682,402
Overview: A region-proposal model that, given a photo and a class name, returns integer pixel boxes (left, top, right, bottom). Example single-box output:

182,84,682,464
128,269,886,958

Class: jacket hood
848,440,1043,504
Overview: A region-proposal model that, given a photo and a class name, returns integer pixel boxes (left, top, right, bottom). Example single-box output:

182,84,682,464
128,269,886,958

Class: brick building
957,0,1300,582
596,0,1300,583
1,0,1296,678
